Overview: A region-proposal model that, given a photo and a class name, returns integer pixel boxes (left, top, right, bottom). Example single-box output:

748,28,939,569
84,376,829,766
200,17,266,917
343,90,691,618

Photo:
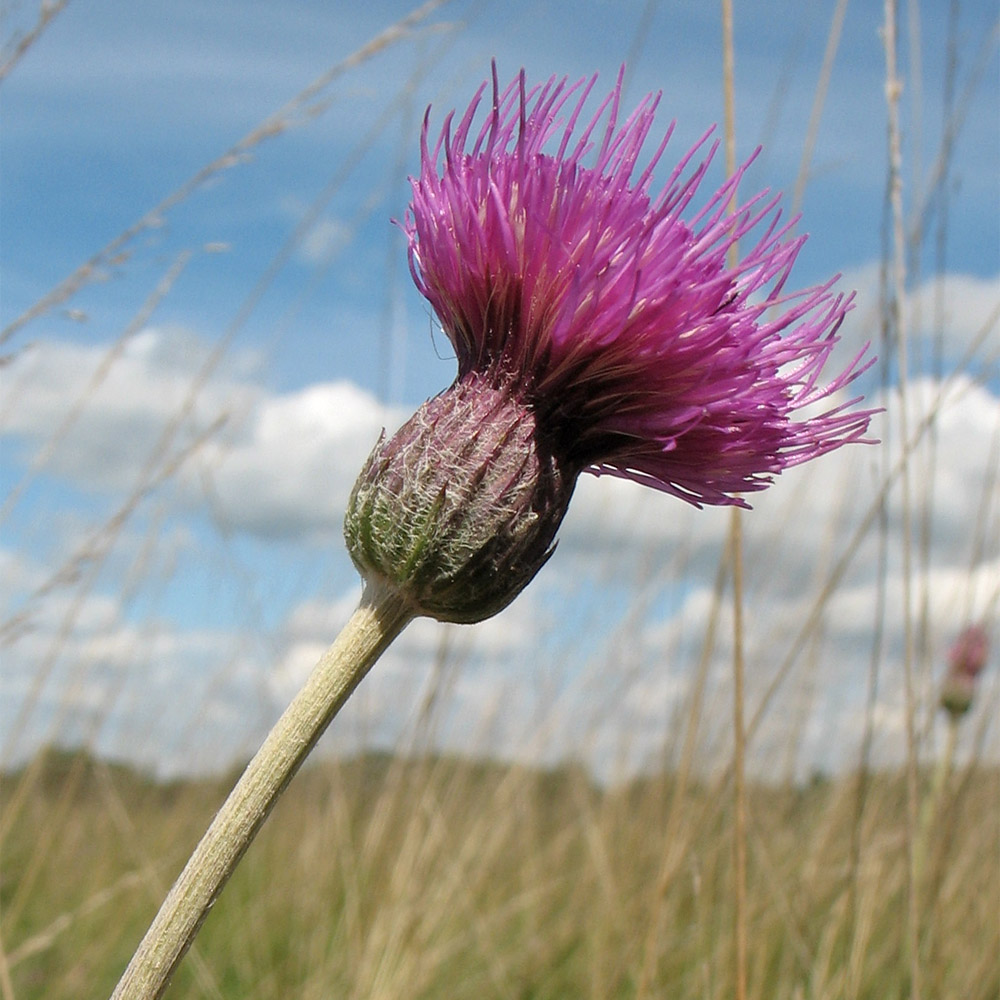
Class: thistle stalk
109,583,413,1000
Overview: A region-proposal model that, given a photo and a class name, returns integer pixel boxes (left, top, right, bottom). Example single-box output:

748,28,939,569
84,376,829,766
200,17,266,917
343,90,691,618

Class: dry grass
3,748,998,999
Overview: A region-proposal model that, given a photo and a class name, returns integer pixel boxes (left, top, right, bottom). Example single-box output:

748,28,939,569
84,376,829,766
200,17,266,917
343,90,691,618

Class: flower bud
939,673,976,717
344,372,576,624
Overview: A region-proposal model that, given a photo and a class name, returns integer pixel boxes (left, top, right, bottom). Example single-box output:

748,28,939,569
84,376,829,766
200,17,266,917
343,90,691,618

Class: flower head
940,624,990,717
403,65,875,506
947,624,989,680
345,66,875,623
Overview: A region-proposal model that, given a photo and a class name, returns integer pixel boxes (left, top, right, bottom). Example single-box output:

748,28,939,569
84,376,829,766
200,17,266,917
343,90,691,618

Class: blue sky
2,0,998,779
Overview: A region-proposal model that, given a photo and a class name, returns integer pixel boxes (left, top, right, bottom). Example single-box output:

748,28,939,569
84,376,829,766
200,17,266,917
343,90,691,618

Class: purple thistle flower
947,624,989,680
403,65,875,507
940,624,990,717
345,66,876,623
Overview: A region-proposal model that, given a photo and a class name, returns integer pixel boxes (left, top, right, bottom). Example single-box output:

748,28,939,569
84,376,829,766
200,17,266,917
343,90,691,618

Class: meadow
5,747,998,999
1,1,998,998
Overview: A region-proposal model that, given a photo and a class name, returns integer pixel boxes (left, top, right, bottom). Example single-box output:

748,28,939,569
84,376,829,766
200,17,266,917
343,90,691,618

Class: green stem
109,582,413,1000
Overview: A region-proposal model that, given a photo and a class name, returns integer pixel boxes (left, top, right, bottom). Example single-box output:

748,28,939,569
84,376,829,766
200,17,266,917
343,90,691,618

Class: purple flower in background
940,624,990,717
948,624,989,679
346,66,876,623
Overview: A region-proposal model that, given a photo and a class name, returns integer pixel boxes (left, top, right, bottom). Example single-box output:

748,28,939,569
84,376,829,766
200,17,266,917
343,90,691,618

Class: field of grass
3,747,997,999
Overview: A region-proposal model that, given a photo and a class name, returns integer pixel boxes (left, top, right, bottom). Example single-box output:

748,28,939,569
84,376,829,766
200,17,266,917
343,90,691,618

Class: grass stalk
0,0,72,83
914,713,959,890
0,0,449,347
882,2,921,996
721,2,748,996
108,582,413,1000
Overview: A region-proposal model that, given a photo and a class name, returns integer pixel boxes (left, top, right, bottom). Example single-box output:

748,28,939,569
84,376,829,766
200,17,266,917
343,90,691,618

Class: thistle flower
345,65,875,624
114,67,878,998
940,624,990,718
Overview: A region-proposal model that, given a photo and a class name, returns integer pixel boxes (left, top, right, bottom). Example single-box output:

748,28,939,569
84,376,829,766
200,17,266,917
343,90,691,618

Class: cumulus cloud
557,370,997,621
2,288,996,780
837,266,1000,366
2,327,260,492
2,327,405,538
197,379,405,538
0,540,267,776
547,367,999,777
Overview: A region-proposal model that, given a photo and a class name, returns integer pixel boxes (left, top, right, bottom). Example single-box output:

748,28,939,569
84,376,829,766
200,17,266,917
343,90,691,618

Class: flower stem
109,582,413,1000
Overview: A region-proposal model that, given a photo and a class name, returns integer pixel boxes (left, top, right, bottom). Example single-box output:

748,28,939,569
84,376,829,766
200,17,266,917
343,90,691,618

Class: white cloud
557,369,997,582
837,266,1000,365
2,281,997,779
2,327,260,492
196,379,404,538
299,217,353,264
1,328,404,538
0,542,264,775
